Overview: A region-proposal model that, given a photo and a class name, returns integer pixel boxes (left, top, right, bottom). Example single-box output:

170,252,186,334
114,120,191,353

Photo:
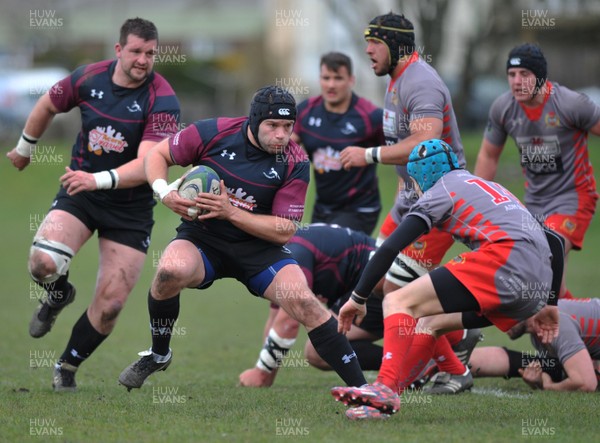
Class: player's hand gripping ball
178,165,221,219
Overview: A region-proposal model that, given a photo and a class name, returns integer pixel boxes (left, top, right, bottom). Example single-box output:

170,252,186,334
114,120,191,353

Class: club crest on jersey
450,254,466,265
263,167,281,180
561,218,576,234
127,100,142,113
340,121,357,135
544,112,560,128
88,125,128,155
90,89,104,99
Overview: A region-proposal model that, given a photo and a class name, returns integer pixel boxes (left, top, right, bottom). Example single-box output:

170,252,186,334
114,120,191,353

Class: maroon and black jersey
50,59,180,205
169,117,310,242
288,224,376,307
295,93,384,213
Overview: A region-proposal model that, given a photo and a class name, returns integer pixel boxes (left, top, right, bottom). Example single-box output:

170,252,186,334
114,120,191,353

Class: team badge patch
450,254,466,265
561,218,576,234
544,112,560,128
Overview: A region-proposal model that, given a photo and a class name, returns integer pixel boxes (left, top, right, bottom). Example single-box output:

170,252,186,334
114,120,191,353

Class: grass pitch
1,132,599,442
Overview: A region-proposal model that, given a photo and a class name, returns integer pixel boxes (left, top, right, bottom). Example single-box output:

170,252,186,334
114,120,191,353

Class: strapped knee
29,237,74,284
383,250,429,288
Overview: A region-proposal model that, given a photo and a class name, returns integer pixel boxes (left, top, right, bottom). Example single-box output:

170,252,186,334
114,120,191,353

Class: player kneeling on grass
331,138,563,420
469,297,600,392
238,223,482,390
118,86,367,391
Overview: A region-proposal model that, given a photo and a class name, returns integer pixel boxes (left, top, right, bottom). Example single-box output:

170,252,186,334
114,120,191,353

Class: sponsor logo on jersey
507,116,526,132
90,89,104,99
312,146,342,173
220,150,236,160
88,125,128,155
517,135,561,174
342,352,357,364
383,109,397,138
227,187,257,211
308,116,322,127
172,130,181,146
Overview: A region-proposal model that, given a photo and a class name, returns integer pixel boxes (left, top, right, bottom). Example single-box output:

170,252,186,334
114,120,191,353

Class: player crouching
331,139,562,420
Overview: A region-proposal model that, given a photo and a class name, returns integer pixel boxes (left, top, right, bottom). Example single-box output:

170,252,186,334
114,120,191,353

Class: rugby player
6,18,180,391
331,139,562,420
119,86,367,391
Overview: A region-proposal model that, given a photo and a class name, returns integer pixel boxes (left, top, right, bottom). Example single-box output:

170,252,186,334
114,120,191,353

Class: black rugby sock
307,316,367,387
60,311,107,368
41,273,71,305
350,340,383,371
148,291,180,357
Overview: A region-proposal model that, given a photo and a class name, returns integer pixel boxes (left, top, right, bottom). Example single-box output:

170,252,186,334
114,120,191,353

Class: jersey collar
518,81,554,121
388,52,420,93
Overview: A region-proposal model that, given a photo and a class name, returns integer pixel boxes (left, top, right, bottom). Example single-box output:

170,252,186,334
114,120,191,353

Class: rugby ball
178,165,221,217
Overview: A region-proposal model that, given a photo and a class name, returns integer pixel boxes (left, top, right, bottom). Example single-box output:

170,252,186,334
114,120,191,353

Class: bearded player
339,12,473,393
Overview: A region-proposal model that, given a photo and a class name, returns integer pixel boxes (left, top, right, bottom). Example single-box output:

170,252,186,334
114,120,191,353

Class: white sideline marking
471,387,532,399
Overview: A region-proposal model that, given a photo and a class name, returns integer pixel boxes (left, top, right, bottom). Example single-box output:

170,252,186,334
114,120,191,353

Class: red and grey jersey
294,94,384,212
50,59,180,204
410,169,552,296
531,298,600,365
384,52,466,222
287,224,376,307
169,117,309,242
484,82,600,217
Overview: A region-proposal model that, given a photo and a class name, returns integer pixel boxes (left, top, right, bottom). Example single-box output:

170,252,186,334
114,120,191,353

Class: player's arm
540,349,597,392
198,186,298,245
145,138,196,219
354,215,428,299
340,117,442,169
337,215,428,334
61,140,162,194
474,138,504,180
589,118,600,137
378,117,443,165
6,93,60,171
105,139,159,188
